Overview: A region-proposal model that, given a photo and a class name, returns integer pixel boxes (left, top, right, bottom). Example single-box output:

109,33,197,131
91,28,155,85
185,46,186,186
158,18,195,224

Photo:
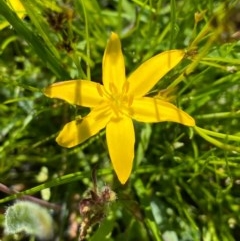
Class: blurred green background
0,0,240,240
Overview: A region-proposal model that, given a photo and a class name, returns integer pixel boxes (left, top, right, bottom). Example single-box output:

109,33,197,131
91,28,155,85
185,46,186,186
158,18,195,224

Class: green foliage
0,0,240,240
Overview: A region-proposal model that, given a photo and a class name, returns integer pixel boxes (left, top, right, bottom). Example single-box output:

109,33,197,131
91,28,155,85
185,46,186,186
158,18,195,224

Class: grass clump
0,0,240,240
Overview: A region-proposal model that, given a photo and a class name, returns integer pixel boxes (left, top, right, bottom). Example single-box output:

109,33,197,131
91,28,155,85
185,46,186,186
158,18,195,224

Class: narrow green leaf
0,0,70,79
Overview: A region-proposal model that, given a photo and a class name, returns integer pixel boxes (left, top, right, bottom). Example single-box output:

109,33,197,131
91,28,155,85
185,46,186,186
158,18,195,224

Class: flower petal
131,97,195,126
8,0,25,15
44,80,103,107
103,32,126,93
106,116,135,184
56,104,112,147
128,50,185,97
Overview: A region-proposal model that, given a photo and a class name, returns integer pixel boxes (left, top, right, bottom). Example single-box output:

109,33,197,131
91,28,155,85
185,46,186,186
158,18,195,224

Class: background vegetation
0,0,240,240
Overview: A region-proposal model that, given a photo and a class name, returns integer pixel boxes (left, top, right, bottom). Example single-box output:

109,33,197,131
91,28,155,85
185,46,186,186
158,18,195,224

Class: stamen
110,102,121,118
122,81,129,94
109,82,118,94
96,84,104,97
127,94,134,106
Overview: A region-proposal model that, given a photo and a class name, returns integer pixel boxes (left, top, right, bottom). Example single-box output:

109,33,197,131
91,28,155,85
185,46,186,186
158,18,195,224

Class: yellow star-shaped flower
44,32,195,184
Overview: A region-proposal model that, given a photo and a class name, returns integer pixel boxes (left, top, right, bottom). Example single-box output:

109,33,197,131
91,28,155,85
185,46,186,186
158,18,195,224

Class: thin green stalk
131,0,156,13
196,112,240,120
194,126,240,152
169,0,176,49
0,168,111,204
167,2,226,89
80,0,91,80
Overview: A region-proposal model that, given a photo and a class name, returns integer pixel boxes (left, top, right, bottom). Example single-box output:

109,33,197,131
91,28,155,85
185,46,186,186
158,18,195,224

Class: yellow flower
44,33,195,184
0,0,26,30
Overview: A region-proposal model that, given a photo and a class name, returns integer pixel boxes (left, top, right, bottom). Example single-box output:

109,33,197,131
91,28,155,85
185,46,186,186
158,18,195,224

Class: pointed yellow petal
103,32,126,93
128,50,185,97
56,104,112,147
106,117,135,184
131,97,195,126
44,80,103,107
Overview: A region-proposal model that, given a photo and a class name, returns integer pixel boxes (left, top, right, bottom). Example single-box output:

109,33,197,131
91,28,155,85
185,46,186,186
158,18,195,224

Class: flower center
97,81,133,117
